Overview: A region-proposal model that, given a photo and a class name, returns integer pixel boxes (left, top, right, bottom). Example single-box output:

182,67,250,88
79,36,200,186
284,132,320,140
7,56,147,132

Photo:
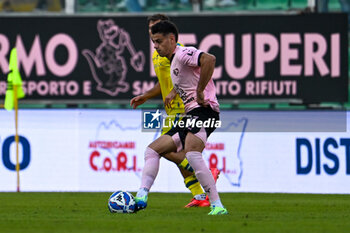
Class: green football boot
208,206,228,215
134,195,148,212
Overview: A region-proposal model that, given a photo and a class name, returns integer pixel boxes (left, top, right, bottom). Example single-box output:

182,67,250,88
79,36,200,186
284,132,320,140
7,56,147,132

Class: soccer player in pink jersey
131,14,220,208
135,20,227,215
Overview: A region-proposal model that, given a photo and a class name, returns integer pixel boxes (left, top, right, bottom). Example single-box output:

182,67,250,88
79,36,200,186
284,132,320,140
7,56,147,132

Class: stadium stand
0,0,63,11
75,0,343,12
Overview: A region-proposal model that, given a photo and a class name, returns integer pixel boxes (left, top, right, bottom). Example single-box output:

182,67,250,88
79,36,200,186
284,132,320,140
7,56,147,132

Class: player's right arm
130,82,161,109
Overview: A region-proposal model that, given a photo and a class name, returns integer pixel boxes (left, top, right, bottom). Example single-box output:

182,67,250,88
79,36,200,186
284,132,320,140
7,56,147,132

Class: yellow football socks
179,158,194,172
179,159,204,196
184,175,205,197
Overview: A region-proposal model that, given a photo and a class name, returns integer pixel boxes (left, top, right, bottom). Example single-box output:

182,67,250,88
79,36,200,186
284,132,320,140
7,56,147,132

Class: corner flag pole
14,84,20,192
4,47,25,192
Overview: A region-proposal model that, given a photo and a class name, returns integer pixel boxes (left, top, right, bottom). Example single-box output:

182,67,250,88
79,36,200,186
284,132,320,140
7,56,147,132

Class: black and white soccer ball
108,191,136,213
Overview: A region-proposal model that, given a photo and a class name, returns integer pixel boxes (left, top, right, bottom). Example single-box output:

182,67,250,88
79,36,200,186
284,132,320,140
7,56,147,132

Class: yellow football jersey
152,43,185,116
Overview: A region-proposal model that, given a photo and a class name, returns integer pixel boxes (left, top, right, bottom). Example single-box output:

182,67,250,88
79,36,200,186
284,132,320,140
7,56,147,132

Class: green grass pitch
0,192,349,233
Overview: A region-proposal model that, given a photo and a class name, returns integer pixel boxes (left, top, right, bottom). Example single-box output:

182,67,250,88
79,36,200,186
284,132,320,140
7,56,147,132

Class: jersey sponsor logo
174,84,188,102
183,97,194,105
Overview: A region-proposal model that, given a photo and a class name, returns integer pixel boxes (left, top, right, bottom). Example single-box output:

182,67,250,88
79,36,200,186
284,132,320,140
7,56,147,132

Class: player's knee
145,147,160,160
185,144,204,153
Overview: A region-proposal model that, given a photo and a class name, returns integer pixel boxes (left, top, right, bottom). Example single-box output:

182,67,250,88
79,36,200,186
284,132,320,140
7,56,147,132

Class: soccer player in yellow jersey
130,14,219,208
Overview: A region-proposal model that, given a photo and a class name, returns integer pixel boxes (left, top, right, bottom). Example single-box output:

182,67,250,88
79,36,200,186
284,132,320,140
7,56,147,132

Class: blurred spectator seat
0,0,62,11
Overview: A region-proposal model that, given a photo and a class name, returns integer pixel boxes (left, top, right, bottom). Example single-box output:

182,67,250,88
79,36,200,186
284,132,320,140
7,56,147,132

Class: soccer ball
108,191,136,213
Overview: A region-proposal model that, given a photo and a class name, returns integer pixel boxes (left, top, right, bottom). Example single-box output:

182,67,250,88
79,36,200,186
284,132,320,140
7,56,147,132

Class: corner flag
4,48,25,192
4,48,25,111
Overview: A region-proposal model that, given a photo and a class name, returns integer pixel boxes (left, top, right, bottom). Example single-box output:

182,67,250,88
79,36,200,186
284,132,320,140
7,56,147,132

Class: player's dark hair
151,20,179,42
147,14,170,25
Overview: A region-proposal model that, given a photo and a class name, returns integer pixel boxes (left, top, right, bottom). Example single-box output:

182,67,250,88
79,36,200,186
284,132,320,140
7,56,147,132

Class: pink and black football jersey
170,45,219,113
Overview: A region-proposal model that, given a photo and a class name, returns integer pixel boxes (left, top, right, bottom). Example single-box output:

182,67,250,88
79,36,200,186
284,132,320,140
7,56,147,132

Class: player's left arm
130,82,161,109
164,88,177,109
196,52,216,106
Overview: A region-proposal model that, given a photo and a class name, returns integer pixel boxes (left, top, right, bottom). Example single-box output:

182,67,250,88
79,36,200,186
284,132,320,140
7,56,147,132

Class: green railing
76,0,343,13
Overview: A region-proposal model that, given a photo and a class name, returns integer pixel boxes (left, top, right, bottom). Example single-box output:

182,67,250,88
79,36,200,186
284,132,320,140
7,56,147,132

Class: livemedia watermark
142,109,221,132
